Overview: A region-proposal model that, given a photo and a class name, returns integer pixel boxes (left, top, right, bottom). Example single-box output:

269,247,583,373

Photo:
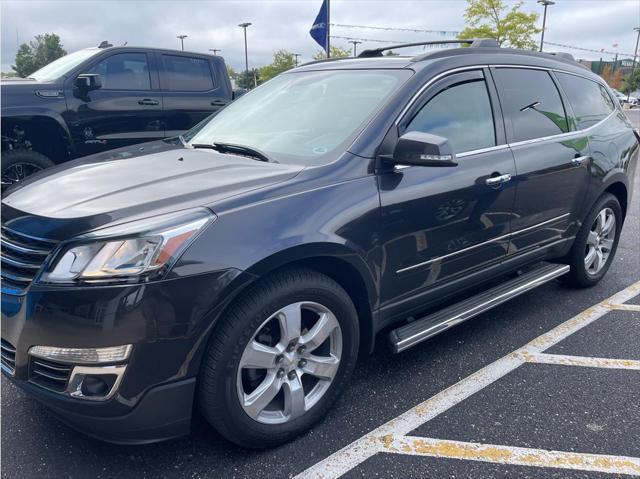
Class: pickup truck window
185,69,412,164
85,53,151,90
30,48,101,82
406,79,495,154
493,68,569,143
555,73,615,129
161,55,215,91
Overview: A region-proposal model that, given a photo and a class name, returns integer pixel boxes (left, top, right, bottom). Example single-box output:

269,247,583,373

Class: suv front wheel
198,268,359,448
1,149,54,192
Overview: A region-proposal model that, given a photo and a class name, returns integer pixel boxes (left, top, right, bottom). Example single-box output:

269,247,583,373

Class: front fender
1,107,73,148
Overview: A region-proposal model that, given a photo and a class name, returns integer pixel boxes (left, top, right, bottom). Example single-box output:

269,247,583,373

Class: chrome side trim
392,264,570,352
396,213,570,274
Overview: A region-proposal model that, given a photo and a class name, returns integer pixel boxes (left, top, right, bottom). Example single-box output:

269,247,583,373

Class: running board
389,263,570,353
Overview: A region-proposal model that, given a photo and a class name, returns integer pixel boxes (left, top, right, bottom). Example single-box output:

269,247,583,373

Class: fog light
67,365,127,401
29,345,132,364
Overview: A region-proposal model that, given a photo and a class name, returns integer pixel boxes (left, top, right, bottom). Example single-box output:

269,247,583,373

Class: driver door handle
571,155,590,166
485,173,512,186
138,99,159,106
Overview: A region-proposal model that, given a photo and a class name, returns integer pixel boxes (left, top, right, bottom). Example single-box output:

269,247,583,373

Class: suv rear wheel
198,268,359,448
563,193,622,288
1,149,54,191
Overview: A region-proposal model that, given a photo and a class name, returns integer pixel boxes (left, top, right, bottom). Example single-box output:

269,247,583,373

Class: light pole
293,53,301,67
348,40,362,57
177,34,187,51
537,0,554,52
628,27,640,103
238,22,252,85
209,48,221,55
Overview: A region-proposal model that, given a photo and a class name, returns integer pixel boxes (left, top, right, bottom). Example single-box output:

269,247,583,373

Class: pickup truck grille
1,339,16,375
29,357,73,393
1,226,57,294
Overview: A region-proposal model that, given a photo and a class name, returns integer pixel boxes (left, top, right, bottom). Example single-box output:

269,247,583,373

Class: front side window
556,73,616,129
406,79,496,154
161,55,214,91
86,53,150,90
493,68,569,142
185,69,412,163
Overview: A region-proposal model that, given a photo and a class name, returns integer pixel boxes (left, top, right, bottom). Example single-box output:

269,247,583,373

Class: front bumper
1,268,249,444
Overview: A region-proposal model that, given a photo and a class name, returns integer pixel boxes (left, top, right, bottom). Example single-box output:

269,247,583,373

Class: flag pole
326,0,331,58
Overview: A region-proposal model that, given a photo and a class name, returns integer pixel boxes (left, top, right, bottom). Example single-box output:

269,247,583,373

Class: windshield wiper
191,142,276,163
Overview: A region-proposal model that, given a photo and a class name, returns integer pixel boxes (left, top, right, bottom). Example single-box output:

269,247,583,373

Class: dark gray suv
1,39,638,448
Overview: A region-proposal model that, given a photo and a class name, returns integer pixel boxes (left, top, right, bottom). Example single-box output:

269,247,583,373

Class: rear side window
406,80,496,153
86,53,150,90
556,73,616,129
492,68,569,142
161,55,214,91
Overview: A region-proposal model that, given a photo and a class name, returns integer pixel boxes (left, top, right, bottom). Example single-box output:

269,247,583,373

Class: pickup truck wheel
198,268,359,448
563,193,622,288
1,149,54,190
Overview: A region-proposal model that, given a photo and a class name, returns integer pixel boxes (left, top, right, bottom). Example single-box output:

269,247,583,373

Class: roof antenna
123,41,128,46
98,41,113,49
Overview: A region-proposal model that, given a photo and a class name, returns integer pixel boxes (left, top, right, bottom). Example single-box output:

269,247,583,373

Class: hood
2,141,303,240
1,78,64,108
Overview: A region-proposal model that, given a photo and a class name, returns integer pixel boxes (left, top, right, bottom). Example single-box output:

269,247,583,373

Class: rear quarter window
555,72,616,129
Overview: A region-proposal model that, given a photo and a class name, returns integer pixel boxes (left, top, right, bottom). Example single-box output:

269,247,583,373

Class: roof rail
548,52,576,62
358,38,499,58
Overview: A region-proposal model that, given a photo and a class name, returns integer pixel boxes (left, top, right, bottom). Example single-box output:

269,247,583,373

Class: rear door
67,51,164,157
491,67,591,255
157,53,229,137
378,69,516,313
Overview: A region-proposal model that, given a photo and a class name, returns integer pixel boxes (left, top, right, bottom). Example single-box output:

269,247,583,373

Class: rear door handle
485,173,512,186
210,100,227,107
571,155,590,166
138,99,159,106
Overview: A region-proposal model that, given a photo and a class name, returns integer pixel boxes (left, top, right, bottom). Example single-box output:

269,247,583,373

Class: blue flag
310,0,329,52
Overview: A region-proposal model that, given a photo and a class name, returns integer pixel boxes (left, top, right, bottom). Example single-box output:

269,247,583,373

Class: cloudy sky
1,0,639,73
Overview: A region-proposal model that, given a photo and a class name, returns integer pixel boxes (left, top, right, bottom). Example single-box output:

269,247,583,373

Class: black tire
1,149,54,191
198,268,359,448
562,193,623,288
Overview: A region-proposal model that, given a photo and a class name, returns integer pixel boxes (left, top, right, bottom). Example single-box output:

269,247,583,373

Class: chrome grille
29,357,73,393
1,339,17,375
1,226,57,294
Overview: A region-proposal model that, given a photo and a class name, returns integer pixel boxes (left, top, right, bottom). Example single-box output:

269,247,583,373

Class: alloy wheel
584,207,616,275
1,162,43,187
236,301,342,424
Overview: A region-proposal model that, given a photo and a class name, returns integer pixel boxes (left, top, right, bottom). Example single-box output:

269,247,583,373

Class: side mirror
392,131,457,167
75,73,102,91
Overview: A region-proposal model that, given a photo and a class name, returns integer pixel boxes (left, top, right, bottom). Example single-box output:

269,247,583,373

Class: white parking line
521,351,640,370
295,280,640,479
609,303,640,312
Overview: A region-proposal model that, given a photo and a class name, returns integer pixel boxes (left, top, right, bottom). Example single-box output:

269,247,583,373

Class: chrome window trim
396,213,570,274
392,63,618,160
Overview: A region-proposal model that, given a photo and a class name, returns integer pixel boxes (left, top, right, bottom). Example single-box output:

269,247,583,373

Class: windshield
185,69,411,163
30,48,101,82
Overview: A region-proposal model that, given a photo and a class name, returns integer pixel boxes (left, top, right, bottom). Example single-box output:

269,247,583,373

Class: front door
378,69,516,316
491,67,591,254
66,51,164,158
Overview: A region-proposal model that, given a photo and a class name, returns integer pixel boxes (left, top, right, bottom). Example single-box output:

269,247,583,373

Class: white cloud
1,0,639,73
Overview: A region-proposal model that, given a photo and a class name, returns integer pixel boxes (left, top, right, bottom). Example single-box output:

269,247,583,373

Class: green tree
227,65,238,81
384,50,400,56
259,50,296,83
312,46,351,60
237,68,260,89
623,68,640,94
12,33,67,77
458,0,541,50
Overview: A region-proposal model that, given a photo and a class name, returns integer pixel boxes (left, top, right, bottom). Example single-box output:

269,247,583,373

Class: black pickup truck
1,44,236,188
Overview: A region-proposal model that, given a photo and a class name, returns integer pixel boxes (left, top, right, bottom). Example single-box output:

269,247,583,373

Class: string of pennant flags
330,23,637,58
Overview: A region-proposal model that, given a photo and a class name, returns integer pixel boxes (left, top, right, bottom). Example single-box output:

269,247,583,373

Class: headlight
40,208,215,284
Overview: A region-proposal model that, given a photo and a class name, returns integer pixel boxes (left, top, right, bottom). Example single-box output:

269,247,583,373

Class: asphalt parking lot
2,111,639,479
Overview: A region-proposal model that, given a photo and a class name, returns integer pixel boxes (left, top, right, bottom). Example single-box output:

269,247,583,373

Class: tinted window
161,55,214,91
556,73,615,129
493,68,569,142
406,80,495,153
86,53,150,90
